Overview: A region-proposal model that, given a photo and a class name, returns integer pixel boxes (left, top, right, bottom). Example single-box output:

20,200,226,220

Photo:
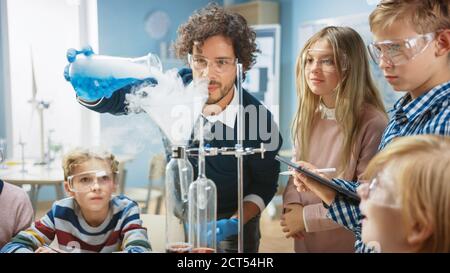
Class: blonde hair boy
1,148,151,253
367,0,450,100
62,148,119,181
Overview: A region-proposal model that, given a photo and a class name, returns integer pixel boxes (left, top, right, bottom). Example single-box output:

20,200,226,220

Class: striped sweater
0,195,151,253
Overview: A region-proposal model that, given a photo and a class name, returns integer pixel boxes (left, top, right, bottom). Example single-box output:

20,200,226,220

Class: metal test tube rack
186,63,266,253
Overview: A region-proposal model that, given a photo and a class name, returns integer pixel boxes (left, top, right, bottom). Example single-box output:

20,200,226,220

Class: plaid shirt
326,80,450,253
379,81,450,150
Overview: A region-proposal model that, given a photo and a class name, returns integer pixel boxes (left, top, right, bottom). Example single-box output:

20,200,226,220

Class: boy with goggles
292,0,450,253
1,148,151,253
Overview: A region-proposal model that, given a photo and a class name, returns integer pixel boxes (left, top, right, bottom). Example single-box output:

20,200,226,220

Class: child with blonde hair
1,148,151,253
282,26,387,252
359,135,449,252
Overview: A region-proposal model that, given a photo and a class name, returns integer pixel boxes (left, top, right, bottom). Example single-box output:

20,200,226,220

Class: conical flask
64,46,162,101
188,138,217,253
165,146,193,253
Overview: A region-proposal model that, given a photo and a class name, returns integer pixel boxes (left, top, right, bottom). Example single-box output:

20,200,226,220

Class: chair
122,153,166,214
147,153,166,213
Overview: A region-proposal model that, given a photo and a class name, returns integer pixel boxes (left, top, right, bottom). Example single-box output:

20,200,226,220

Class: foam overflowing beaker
64,46,163,101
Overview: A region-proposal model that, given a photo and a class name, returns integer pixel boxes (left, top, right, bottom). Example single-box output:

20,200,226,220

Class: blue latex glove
215,218,239,242
64,46,103,101
65,46,94,64
185,218,239,246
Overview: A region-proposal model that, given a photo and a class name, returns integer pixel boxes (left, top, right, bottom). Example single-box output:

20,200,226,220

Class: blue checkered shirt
326,80,450,253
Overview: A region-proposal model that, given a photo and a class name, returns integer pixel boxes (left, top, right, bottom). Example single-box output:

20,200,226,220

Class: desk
0,163,65,212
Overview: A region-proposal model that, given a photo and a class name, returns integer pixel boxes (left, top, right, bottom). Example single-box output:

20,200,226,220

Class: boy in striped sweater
1,148,151,253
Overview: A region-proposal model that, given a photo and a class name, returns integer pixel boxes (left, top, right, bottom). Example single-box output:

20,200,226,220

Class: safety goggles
367,32,435,66
67,170,116,193
364,176,401,208
188,54,237,73
302,49,347,73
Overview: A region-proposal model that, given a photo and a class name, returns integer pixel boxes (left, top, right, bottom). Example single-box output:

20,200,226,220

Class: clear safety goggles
67,170,116,193
367,32,435,66
188,54,237,73
302,49,347,73
362,176,401,208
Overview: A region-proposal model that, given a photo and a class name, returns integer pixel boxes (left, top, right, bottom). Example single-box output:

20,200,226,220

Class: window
1,0,100,160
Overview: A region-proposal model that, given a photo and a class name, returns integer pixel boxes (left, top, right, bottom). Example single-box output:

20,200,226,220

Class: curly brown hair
174,2,259,72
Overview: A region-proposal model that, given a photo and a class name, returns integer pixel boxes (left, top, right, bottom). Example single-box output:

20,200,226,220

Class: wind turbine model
28,47,50,165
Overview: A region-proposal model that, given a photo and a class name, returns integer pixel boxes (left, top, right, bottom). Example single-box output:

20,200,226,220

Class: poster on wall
244,24,280,126
298,13,403,111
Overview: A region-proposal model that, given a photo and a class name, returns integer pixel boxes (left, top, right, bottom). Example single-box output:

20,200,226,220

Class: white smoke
100,114,162,157
125,68,208,147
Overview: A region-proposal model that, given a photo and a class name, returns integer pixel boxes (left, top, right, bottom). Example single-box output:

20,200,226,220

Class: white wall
5,0,99,160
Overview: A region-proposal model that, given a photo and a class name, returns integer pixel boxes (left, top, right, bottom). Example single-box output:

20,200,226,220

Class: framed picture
244,24,281,126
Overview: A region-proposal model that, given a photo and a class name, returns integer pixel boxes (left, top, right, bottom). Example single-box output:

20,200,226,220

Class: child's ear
406,213,434,250
64,181,75,197
435,29,450,57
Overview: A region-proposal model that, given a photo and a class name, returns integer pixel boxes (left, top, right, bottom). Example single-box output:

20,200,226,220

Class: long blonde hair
292,26,386,175
363,135,450,253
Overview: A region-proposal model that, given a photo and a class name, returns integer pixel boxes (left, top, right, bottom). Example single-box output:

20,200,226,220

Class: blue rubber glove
65,46,94,64
215,218,239,242
64,46,103,102
182,218,239,249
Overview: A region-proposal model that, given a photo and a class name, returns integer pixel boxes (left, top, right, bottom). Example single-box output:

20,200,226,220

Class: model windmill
28,47,50,165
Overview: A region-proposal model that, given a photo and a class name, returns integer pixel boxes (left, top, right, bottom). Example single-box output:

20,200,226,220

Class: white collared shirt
318,100,336,120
